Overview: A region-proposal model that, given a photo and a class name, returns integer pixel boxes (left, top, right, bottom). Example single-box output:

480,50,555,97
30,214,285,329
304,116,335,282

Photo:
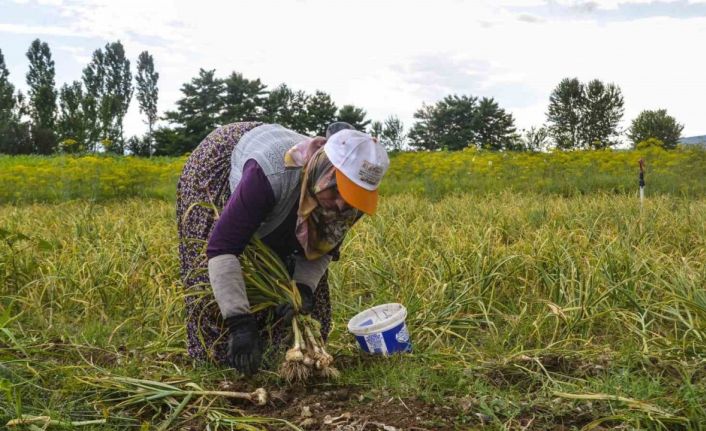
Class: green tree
381,115,405,152
409,95,478,151
100,41,132,153
0,50,32,155
288,90,309,132
522,126,550,152
126,135,151,156
262,84,292,124
0,48,18,153
409,95,517,151
546,78,582,150
220,72,266,124
153,126,191,156
580,79,624,149
547,77,624,149
82,49,105,152
370,120,383,138
473,97,517,150
304,90,337,136
262,84,309,131
161,68,224,154
408,104,441,150
80,42,132,153
337,104,370,131
25,39,57,154
7,92,32,154
628,109,683,150
0,48,13,126
57,81,86,151
135,51,159,155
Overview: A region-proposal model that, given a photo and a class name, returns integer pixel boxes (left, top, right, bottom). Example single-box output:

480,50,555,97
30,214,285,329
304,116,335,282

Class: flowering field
384,146,706,197
0,155,183,202
2,146,705,203
1,151,705,429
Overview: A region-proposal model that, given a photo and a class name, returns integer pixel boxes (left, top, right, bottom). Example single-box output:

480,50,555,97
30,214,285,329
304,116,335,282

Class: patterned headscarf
285,138,361,260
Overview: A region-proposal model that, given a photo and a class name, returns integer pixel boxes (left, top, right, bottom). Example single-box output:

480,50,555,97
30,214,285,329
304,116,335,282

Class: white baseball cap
324,129,390,215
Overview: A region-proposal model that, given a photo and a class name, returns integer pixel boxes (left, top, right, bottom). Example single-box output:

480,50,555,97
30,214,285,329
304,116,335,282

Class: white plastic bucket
347,303,412,355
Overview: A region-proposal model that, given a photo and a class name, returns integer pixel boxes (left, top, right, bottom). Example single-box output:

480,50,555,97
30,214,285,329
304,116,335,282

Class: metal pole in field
638,158,645,205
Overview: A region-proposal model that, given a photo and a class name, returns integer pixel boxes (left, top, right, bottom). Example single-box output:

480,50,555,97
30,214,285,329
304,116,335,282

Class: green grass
1,193,705,429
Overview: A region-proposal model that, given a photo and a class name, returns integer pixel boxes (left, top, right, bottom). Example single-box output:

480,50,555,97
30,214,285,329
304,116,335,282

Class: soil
221,382,602,430
235,385,461,430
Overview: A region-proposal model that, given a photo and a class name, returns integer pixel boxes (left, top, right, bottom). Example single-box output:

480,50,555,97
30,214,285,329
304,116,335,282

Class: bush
636,137,666,151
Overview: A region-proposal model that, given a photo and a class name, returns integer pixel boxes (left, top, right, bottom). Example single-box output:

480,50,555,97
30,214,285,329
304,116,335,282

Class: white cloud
56,44,91,64
0,23,88,37
2,0,706,138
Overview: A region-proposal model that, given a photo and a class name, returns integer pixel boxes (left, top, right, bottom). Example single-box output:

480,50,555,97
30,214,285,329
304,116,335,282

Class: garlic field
1,154,705,429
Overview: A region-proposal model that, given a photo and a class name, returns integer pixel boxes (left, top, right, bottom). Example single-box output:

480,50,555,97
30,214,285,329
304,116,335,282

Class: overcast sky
2,0,705,141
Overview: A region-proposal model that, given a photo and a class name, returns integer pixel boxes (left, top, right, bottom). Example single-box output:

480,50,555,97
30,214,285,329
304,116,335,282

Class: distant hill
679,135,706,145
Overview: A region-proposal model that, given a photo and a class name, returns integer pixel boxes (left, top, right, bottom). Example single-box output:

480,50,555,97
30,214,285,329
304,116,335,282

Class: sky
1,0,706,141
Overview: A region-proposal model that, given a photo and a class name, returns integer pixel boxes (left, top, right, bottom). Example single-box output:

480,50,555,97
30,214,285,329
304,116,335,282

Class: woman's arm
207,159,275,319
207,159,275,259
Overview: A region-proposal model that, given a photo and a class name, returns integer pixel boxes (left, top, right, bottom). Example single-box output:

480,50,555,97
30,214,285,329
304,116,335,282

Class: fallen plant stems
553,391,677,416
72,375,293,430
6,415,107,428
79,375,268,406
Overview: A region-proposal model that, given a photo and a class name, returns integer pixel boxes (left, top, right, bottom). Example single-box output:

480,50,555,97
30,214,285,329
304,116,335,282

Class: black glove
224,314,262,376
297,283,315,314
275,283,314,324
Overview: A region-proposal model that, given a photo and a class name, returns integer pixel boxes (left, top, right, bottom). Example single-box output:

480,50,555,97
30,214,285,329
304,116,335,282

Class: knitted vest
229,124,306,238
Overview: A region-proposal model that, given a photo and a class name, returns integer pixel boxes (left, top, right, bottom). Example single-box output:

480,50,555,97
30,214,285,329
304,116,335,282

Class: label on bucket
354,322,412,355
395,325,410,343
364,333,385,354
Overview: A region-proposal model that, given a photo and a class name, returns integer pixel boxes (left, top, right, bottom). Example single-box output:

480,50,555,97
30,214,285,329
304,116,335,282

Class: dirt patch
234,385,599,430
216,376,603,430
226,384,459,430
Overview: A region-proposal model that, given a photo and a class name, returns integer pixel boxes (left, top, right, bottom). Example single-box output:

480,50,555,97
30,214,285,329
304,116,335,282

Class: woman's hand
224,314,263,375
274,283,314,324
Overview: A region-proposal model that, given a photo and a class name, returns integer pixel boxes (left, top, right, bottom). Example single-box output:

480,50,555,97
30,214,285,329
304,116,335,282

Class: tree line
407,78,684,151
0,40,158,156
0,39,687,156
150,68,408,155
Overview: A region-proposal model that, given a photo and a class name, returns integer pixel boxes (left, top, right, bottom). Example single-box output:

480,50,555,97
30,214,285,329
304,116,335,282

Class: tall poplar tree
26,39,57,154
136,50,159,155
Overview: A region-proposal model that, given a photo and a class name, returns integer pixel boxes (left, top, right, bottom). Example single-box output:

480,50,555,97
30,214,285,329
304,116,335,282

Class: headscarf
285,138,361,260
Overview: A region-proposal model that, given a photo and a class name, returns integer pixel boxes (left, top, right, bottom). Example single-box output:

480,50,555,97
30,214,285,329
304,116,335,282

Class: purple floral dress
175,122,332,365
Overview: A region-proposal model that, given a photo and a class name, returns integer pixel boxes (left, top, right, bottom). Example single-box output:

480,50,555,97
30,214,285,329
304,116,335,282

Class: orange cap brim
336,169,378,215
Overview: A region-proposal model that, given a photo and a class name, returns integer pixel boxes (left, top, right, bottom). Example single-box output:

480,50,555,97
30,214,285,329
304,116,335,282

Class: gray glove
208,254,250,318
